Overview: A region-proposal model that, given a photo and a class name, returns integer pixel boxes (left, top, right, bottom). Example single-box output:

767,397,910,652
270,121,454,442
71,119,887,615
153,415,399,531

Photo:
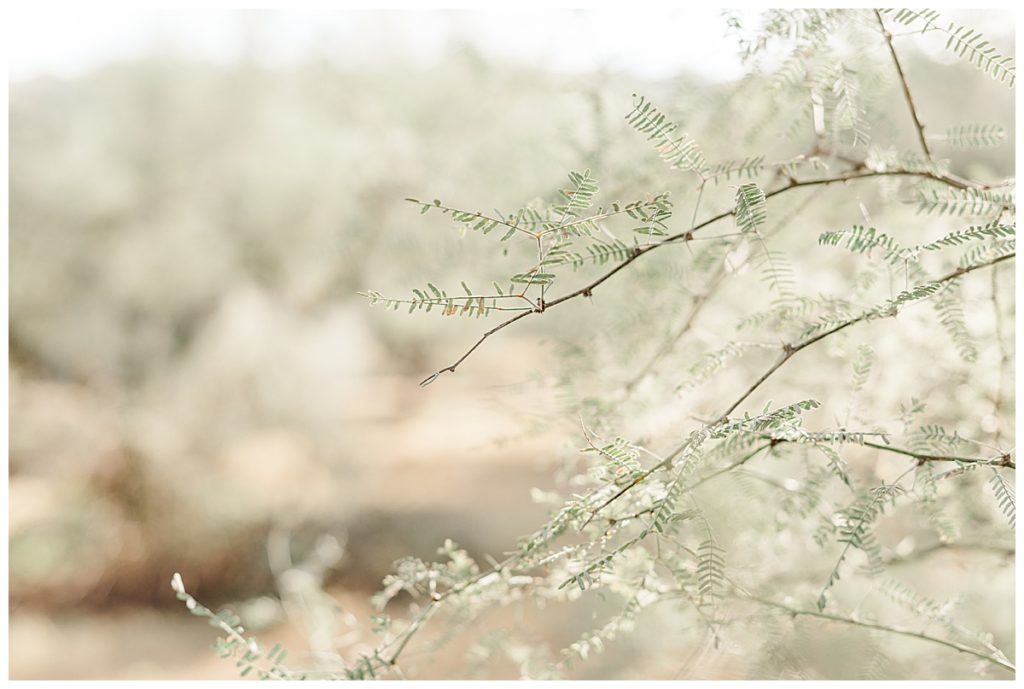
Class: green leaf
626,95,707,174
735,183,767,233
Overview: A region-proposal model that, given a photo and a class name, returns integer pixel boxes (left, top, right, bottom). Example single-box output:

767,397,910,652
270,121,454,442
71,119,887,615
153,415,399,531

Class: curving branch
621,261,729,396
859,440,1014,469
372,252,1015,674
419,164,986,386
883,540,1015,566
741,593,1015,673
695,438,1014,493
622,189,824,397
875,10,933,161
582,252,1015,524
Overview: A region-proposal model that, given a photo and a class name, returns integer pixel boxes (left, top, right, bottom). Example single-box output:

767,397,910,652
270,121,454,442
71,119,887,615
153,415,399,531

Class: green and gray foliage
177,8,1015,680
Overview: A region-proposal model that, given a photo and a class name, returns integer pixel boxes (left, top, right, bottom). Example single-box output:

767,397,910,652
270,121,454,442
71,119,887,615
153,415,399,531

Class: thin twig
990,262,1011,447
742,594,1015,673
750,435,1014,469
883,540,1015,565
688,443,773,492
722,252,1015,416
875,10,933,161
377,552,515,667
410,200,540,239
621,263,729,396
623,190,822,398
861,441,1014,468
419,309,536,387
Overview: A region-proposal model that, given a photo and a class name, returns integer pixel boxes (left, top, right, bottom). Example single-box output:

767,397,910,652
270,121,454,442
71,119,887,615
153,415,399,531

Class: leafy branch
171,573,301,680
881,9,1016,87
418,161,988,386
582,251,1014,525
818,477,910,610
875,10,933,160
740,592,1014,673
337,10,1017,679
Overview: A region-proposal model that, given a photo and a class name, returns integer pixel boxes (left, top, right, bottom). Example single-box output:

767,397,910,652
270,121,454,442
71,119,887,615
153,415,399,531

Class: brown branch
386,253,1015,668
722,252,1015,416
688,443,773,491
883,540,1015,566
420,165,981,385
623,190,824,397
991,262,1011,447
742,594,1015,673
861,441,1015,469
581,252,1015,523
621,263,728,395
750,435,1014,469
376,550,518,668
875,10,933,161
419,309,536,386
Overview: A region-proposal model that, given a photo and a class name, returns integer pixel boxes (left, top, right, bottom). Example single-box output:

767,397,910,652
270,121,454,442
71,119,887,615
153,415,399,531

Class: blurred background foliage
8,9,1015,679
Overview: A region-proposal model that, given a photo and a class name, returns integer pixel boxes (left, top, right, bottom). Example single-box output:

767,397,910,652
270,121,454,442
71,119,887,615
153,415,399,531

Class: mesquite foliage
177,8,1015,680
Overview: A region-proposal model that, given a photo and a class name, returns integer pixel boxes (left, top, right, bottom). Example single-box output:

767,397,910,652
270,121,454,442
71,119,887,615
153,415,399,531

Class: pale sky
8,8,754,83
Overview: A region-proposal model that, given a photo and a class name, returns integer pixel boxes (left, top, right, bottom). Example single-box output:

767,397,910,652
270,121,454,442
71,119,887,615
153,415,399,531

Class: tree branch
621,263,728,395
883,540,1015,566
623,189,824,397
875,10,933,161
742,593,1014,673
419,309,536,387
420,165,982,386
385,252,1015,670
860,441,1014,469
582,252,1015,523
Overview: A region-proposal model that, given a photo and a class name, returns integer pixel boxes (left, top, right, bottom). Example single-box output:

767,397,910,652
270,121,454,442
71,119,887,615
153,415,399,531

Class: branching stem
583,252,1014,522
875,10,933,161
742,594,1015,673
420,165,982,385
